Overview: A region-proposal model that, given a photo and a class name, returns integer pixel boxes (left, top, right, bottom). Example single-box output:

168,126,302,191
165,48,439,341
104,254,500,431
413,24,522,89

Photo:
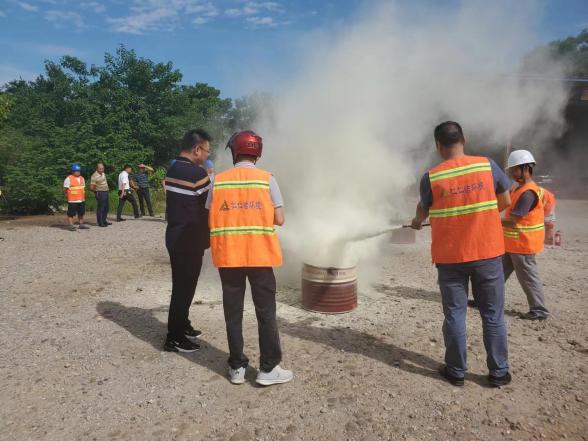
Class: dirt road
0,202,586,441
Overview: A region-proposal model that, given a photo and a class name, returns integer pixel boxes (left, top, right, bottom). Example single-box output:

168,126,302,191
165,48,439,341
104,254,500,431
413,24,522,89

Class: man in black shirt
163,129,212,352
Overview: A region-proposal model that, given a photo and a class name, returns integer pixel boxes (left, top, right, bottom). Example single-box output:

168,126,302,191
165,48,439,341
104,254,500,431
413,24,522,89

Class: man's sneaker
67,225,77,231
78,224,90,229
439,366,465,386
105,221,112,225
184,324,203,340
116,218,126,222
519,311,547,321
163,337,200,353
229,367,246,385
256,365,293,386
488,371,512,387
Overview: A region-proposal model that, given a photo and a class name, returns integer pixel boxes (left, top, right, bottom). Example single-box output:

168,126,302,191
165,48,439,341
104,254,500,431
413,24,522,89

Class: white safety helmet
507,149,536,169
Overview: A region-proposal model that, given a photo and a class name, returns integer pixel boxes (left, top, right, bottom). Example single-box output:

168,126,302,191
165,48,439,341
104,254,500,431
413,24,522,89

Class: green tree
523,28,588,77
0,45,238,213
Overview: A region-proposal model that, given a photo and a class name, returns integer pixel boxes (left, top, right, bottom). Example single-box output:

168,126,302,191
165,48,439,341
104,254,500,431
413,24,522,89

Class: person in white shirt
116,164,139,221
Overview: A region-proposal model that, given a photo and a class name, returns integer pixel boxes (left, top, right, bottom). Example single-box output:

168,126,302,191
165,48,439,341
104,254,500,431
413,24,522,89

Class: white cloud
0,10,7,18
17,1,39,12
246,15,275,27
225,2,282,18
80,2,106,14
107,0,223,33
35,44,82,57
246,14,290,29
45,10,86,30
108,7,176,34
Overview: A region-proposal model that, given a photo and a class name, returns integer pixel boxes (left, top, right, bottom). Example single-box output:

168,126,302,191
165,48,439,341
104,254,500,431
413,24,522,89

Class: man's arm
119,175,126,198
411,202,429,230
269,175,284,226
145,165,154,172
411,172,432,230
63,177,70,196
274,207,285,226
497,190,511,212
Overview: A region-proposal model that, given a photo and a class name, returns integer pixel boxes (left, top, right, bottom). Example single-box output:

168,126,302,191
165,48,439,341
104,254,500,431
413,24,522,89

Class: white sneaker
228,367,246,385
255,365,293,386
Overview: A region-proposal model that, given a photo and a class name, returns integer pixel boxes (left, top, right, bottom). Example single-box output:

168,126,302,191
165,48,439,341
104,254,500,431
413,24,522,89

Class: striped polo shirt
164,156,211,253
132,172,150,188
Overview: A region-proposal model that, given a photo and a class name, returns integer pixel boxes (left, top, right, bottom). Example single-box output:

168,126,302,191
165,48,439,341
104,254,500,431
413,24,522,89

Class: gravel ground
0,201,587,441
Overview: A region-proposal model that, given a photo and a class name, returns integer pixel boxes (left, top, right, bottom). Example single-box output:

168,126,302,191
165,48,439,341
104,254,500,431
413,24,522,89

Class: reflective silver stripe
166,186,197,196
195,183,212,195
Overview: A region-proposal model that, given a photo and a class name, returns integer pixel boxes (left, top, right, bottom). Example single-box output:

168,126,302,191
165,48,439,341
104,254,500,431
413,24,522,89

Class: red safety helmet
226,131,263,163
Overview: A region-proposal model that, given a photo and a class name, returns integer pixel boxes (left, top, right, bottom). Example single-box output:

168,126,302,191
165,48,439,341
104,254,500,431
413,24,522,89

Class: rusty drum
302,263,357,314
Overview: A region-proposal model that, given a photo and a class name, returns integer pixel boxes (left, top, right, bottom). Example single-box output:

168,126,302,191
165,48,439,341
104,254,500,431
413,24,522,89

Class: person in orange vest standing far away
207,130,293,387
538,186,556,245
63,164,89,232
502,150,549,321
411,121,512,387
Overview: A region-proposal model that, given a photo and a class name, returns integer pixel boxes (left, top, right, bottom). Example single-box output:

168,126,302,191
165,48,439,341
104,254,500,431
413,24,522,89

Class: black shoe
99,224,107,227
164,338,200,353
467,299,478,308
439,366,464,386
185,324,203,339
519,311,547,321
488,372,512,387
116,218,126,222
105,222,112,225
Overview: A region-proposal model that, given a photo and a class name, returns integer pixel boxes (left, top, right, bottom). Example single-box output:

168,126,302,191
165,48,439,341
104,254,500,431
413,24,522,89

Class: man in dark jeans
116,164,139,221
163,129,212,353
133,164,154,217
90,162,111,227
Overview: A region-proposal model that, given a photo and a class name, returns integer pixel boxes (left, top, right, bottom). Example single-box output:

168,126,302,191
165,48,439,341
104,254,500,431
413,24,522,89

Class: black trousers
137,187,154,216
219,267,282,372
95,191,109,226
167,250,204,340
116,190,139,219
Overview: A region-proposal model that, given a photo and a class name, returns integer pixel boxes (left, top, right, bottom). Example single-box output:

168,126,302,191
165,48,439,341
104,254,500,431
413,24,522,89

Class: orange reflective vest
429,155,504,264
209,167,283,268
67,175,85,202
503,182,544,254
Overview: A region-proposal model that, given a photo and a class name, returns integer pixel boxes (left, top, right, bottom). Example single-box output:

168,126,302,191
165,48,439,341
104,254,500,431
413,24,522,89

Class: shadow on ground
96,301,228,377
373,283,440,303
279,317,491,387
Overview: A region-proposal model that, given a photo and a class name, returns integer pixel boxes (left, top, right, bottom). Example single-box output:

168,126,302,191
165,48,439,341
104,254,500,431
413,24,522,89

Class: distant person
411,121,512,387
90,162,111,227
63,164,89,231
116,164,139,221
539,187,556,245
203,159,215,179
163,129,212,352
502,150,549,320
133,163,155,217
207,130,293,386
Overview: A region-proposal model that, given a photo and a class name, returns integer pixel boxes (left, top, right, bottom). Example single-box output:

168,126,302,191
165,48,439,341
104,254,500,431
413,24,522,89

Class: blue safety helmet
203,159,214,169
71,164,81,172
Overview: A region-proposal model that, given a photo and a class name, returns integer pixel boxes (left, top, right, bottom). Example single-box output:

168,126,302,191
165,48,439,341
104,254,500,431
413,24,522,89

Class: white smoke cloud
237,1,568,278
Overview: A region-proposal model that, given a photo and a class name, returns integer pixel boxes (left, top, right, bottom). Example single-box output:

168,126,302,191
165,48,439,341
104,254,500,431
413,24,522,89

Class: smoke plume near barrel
243,1,568,280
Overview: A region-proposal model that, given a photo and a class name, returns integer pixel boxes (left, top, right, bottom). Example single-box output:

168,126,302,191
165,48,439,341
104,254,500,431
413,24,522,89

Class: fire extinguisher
554,230,562,247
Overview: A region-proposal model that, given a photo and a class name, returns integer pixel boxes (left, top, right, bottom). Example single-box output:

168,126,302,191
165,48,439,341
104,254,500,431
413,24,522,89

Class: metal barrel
301,263,357,314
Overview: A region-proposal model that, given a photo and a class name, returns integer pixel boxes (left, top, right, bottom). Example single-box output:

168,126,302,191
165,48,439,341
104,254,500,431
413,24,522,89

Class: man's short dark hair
181,129,212,152
434,121,465,148
123,164,131,170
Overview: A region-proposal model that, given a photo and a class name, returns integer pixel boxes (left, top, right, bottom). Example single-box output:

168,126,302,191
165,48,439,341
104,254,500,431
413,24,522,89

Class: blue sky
0,0,587,98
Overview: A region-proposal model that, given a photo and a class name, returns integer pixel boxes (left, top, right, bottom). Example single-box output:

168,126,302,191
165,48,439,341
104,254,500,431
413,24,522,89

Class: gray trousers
503,253,549,317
